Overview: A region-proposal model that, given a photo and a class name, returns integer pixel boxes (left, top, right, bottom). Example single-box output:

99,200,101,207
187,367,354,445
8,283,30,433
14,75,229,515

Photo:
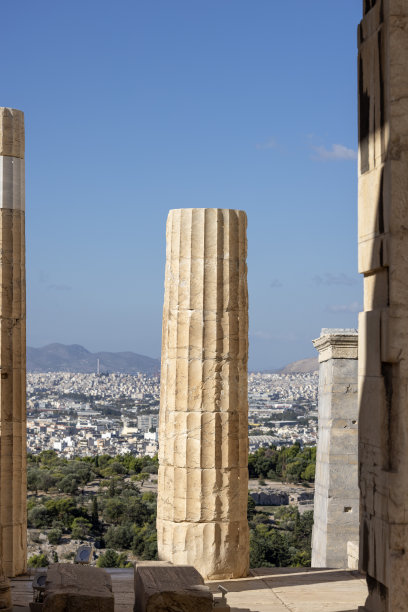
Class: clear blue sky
3,1,363,371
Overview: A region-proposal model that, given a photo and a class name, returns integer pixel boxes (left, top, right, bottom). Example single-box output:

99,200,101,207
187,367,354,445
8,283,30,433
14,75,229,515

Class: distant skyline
3,1,362,370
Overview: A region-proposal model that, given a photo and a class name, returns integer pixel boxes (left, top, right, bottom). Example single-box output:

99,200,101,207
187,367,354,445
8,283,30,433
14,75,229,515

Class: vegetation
28,553,49,568
27,444,315,568
248,443,316,483
249,504,313,568
27,450,159,564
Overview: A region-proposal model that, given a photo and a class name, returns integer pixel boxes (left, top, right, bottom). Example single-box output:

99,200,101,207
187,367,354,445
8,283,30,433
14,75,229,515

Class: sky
3,1,363,371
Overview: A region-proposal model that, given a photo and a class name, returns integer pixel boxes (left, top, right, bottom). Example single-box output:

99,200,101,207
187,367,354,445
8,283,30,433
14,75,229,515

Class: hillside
278,357,318,374
27,343,160,375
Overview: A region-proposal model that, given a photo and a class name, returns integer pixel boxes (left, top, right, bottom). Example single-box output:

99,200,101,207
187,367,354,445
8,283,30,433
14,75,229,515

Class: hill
27,343,160,375
278,357,318,374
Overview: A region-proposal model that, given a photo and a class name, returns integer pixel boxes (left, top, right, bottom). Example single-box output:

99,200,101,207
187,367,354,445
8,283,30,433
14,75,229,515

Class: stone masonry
358,1,408,609
157,208,249,580
0,108,26,578
311,329,359,569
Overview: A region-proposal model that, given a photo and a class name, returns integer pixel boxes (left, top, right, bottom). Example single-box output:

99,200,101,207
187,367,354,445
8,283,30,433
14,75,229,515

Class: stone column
0,108,26,578
358,2,408,609
157,208,249,580
311,329,359,569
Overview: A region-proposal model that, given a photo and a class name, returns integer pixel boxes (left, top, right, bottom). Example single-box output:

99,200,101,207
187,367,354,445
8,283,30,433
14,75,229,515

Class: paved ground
11,567,367,611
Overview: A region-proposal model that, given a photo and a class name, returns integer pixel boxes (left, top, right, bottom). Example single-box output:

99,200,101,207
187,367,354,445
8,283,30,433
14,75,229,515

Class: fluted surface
0,108,26,578
157,208,249,580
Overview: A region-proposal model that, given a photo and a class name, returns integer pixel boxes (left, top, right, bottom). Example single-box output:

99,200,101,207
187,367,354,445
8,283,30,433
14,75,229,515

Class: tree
91,497,100,531
28,505,49,529
105,525,134,550
103,498,125,525
96,549,131,568
71,518,92,540
247,494,256,520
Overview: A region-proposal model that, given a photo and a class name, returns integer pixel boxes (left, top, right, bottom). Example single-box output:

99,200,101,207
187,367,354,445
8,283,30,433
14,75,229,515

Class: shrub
48,528,62,545
96,549,132,568
28,554,49,568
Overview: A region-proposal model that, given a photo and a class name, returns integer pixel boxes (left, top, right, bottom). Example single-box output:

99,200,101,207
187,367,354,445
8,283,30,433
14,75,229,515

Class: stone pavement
207,567,368,612
10,567,367,611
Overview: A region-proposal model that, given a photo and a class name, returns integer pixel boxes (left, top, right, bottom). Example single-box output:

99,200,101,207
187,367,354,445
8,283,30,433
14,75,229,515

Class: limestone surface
43,564,114,612
311,329,359,569
157,208,249,580
358,2,408,609
0,109,26,579
134,563,213,612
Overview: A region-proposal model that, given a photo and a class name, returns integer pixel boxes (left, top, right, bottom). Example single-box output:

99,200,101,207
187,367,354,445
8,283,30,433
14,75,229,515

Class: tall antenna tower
97,359,100,376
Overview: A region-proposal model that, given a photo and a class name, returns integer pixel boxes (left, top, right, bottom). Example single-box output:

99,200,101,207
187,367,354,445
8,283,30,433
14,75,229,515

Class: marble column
157,208,249,580
358,1,408,609
311,329,359,569
0,107,26,579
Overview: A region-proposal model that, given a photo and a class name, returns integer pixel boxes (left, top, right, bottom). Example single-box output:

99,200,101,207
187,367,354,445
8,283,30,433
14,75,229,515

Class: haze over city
3,1,362,370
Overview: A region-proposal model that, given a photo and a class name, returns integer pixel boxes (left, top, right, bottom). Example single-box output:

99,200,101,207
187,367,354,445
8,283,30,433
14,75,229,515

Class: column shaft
311,329,359,569
0,108,26,578
157,208,249,580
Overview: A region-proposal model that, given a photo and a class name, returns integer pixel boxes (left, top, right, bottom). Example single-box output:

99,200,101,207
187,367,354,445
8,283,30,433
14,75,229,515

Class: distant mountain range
27,344,160,375
27,343,318,376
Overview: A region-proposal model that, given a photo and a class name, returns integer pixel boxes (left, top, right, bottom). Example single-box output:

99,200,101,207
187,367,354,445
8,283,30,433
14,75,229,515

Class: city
27,370,318,458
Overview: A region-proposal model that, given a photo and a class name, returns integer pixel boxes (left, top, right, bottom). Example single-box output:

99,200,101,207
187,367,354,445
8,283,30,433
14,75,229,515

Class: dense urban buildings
26,370,317,458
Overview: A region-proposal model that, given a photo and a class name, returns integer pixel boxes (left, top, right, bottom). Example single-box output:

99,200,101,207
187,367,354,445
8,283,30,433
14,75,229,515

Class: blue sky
3,1,362,370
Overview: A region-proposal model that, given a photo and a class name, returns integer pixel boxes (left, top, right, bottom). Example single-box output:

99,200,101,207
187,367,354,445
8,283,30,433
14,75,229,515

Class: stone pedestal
0,108,26,578
311,329,359,569
358,1,408,608
157,208,249,580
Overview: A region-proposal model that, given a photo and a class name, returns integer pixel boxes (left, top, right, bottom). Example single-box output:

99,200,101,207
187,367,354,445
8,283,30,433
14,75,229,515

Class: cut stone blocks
157,208,249,579
311,329,359,569
358,1,408,609
0,108,26,580
43,564,114,612
134,563,213,612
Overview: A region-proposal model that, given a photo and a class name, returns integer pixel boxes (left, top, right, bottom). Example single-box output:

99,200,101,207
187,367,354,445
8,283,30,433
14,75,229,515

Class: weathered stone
134,563,213,612
43,564,114,612
250,490,289,506
0,109,26,579
311,329,359,569
358,1,408,609
157,208,249,580
0,109,24,160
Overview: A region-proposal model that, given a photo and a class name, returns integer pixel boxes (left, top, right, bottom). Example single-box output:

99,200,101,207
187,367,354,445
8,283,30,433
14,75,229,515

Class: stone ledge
313,329,358,362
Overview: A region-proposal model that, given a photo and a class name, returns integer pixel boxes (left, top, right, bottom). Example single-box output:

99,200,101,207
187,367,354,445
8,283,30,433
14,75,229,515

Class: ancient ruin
311,329,359,569
157,208,249,580
358,0,408,609
0,107,26,579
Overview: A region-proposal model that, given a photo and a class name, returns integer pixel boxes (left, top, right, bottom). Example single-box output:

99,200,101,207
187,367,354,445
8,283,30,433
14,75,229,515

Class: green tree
96,549,131,568
91,497,100,531
105,525,134,550
71,518,92,540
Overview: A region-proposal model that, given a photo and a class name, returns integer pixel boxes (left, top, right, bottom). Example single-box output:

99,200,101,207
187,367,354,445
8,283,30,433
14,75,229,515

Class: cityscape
27,369,318,458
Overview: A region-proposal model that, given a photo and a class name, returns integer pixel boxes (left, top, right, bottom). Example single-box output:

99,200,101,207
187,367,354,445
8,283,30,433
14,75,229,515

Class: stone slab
134,563,213,612
43,564,114,612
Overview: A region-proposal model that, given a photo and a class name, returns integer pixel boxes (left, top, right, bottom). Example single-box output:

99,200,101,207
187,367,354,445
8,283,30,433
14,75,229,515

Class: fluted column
0,108,26,578
157,208,249,580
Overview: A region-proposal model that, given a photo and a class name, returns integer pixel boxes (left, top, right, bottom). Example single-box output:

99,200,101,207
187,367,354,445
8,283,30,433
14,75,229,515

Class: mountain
27,343,160,375
278,357,318,374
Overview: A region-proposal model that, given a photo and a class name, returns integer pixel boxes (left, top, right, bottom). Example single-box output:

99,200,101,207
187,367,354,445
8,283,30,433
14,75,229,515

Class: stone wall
358,1,408,609
312,329,359,568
